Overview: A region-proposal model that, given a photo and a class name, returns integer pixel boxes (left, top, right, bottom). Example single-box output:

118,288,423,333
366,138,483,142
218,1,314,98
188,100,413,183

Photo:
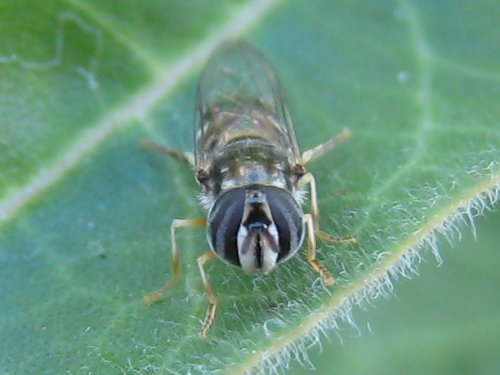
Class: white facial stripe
267,221,279,243
237,225,256,273
260,225,279,273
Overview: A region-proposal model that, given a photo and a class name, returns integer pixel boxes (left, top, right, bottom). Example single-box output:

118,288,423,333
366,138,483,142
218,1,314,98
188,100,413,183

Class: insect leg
299,172,357,244
143,218,207,305
197,250,217,338
301,128,351,165
299,172,320,228
140,139,195,167
304,213,334,285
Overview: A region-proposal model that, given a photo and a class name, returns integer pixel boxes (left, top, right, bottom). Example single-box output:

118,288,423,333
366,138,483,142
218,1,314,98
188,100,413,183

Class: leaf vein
0,0,282,226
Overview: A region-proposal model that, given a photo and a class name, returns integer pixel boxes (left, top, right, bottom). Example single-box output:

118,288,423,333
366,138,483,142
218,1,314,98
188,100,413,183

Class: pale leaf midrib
225,174,500,375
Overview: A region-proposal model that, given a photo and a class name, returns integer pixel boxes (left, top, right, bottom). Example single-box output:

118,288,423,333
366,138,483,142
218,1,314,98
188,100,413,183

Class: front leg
303,213,335,285
299,172,356,243
143,218,207,305
197,250,217,337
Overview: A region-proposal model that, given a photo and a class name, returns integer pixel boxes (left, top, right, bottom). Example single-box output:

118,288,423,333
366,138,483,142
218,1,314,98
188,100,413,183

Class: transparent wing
194,42,302,171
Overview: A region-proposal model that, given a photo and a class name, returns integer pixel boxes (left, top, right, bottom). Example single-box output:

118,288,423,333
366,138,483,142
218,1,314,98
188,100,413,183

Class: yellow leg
299,172,320,228
299,172,357,244
143,218,207,305
304,214,334,285
140,139,195,167
316,230,356,244
299,173,356,284
301,128,351,166
198,250,217,338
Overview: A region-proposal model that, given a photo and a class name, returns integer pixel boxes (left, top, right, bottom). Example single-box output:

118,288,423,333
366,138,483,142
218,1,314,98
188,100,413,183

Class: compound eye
264,186,304,263
207,188,245,266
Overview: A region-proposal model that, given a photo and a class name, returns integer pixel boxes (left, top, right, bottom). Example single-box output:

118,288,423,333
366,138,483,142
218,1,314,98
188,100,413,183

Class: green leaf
287,210,500,375
0,1,498,374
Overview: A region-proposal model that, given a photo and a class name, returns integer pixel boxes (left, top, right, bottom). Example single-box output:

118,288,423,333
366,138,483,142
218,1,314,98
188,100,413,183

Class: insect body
144,42,354,337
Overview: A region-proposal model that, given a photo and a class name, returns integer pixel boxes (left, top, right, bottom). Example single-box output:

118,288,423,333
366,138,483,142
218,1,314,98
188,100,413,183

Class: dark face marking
255,233,263,269
243,202,271,229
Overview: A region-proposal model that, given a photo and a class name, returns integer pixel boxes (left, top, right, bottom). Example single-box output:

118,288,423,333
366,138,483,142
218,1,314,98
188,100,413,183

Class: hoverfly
144,42,355,337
